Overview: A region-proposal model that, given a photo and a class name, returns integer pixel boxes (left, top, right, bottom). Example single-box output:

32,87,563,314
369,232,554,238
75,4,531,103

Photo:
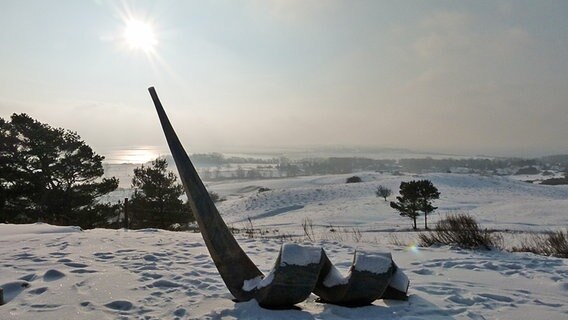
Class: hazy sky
1,0,567,159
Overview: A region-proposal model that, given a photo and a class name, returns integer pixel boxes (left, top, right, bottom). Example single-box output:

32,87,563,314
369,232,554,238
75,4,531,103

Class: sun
123,18,157,52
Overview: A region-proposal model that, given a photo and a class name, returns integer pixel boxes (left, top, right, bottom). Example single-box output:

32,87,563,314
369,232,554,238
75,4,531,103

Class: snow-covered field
2,172,568,319
211,172,568,232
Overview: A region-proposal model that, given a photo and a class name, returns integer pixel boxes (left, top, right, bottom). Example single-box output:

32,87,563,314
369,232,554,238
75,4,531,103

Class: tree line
196,156,567,181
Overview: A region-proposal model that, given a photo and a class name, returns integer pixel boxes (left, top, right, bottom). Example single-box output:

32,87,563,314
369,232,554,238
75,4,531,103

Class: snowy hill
2,172,568,319
212,172,568,232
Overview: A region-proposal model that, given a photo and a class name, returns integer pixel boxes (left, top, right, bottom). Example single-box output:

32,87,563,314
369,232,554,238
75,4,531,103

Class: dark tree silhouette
390,179,440,230
376,185,392,201
0,113,118,227
346,176,362,183
414,180,440,229
390,182,420,230
129,158,193,230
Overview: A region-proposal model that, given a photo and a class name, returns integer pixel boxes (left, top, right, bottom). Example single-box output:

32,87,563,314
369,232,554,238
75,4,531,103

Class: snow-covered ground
211,172,568,232
2,172,568,319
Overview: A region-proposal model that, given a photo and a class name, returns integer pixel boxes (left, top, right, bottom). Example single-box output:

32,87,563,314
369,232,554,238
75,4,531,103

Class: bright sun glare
123,19,157,52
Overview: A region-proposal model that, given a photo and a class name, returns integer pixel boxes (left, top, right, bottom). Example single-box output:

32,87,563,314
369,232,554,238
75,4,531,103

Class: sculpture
148,87,409,308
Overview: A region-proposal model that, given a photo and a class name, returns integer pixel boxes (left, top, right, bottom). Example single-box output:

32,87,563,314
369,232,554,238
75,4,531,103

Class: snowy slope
212,172,568,231
0,224,567,319
2,172,568,319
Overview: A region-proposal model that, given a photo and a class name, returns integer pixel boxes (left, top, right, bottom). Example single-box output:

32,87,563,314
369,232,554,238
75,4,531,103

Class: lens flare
407,243,420,254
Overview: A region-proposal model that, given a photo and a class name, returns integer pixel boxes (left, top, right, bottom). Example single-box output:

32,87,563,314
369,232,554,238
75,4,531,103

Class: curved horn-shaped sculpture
148,87,409,308
149,87,262,302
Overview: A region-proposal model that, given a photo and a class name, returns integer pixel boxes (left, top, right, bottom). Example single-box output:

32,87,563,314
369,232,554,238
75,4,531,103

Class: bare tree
376,185,392,201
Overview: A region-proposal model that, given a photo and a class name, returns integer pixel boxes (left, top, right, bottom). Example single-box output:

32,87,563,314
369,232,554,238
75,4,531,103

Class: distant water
101,146,168,164
101,145,478,165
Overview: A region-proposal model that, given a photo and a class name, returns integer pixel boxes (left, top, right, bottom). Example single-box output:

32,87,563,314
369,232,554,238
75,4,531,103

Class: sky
1,0,568,161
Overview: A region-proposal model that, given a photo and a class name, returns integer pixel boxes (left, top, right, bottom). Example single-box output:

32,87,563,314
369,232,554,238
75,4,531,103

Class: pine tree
130,158,193,230
0,113,118,226
390,180,439,230
415,180,440,229
390,182,421,230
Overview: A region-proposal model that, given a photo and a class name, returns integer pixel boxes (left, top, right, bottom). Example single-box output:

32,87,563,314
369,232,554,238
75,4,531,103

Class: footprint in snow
70,269,98,274
29,303,61,310
174,308,187,317
478,293,514,303
141,272,163,280
28,287,48,295
143,254,159,262
12,252,35,260
18,273,38,282
412,268,434,275
93,252,115,260
150,279,182,288
64,262,88,268
49,252,68,257
43,269,65,281
104,300,134,311
116,249,136,253
79,300,97,312
1,281,30,303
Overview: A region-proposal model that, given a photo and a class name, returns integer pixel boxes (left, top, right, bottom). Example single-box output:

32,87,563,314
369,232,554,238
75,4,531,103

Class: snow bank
0,223,81,236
